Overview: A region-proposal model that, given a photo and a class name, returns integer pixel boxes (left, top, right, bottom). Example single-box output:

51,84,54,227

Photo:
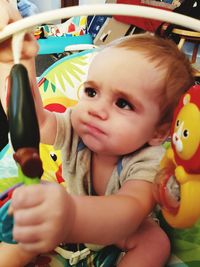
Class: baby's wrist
62,192,77,243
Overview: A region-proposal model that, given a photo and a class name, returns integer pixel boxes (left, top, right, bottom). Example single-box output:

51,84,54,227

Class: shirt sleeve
121,145,165,184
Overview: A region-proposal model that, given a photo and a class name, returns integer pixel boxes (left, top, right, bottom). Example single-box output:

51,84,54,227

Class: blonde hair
106,33,194,126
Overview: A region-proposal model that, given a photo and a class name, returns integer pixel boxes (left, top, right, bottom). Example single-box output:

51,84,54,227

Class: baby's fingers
13,225,41,244
11,185,44,210
14,205,44,226
14,225,57,253
0,0,39,62
19,240,54,254
0,0,21,30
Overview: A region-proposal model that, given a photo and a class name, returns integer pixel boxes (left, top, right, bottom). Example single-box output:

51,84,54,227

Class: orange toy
154,85,200,228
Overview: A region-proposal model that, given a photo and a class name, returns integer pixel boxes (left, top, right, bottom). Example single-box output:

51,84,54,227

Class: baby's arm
0,0,57,145
68,179,155,245
11,179,155,253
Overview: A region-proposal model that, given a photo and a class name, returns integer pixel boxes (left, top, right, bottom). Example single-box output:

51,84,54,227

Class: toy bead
153,167,180,215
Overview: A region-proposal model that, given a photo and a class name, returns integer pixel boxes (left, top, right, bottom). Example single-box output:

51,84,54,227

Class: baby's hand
0,0,21,29
11,183,74,254
0,0,38,63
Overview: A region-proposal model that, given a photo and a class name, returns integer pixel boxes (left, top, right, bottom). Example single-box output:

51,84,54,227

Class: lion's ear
183,93,191,106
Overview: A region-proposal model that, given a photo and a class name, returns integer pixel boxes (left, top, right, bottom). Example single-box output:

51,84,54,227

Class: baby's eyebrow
83,81,98,88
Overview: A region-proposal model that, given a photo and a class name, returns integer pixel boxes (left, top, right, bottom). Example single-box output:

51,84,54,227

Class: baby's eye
116,98,133,110
84,87,97,97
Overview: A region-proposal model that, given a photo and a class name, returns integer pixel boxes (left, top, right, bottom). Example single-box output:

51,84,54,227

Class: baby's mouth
84,122,106,135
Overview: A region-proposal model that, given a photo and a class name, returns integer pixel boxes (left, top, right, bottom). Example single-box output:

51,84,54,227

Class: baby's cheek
71,110,79,131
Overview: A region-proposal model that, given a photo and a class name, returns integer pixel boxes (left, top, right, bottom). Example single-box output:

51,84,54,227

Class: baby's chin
81,135,105,152
81,137,123,157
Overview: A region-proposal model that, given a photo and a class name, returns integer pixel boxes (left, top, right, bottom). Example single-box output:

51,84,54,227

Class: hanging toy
0,63,43,243
8,63,43,182
153,84,200,228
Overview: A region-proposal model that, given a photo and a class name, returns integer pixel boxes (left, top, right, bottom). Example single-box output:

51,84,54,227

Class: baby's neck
92,152,119,167
91,153,120,196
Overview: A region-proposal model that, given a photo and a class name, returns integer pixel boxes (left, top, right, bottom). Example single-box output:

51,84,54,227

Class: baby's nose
88,102,108,120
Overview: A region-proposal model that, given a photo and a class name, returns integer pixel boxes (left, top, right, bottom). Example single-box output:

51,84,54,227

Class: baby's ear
148,123,170,146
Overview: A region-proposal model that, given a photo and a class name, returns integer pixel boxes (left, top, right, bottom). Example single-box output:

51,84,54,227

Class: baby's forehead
90,47,152,70
93,46,164,73
89,46,165,92
89,62,163,98
93,46,163,69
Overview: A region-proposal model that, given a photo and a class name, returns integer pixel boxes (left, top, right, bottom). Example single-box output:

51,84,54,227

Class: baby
0,1,194,266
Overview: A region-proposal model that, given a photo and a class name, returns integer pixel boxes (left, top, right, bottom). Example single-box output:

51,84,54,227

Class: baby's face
71,47,163,156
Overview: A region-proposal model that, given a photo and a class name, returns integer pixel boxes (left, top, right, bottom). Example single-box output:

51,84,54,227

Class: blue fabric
0,200,16,244
17,0,38,17
77,139,86,152
117,158,123,176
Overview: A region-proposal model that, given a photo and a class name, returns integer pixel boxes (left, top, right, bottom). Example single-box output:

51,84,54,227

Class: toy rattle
154,85,200,229
0,63,43,243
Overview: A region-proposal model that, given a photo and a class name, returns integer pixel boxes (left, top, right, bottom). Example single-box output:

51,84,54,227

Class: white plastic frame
0,4,200,42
